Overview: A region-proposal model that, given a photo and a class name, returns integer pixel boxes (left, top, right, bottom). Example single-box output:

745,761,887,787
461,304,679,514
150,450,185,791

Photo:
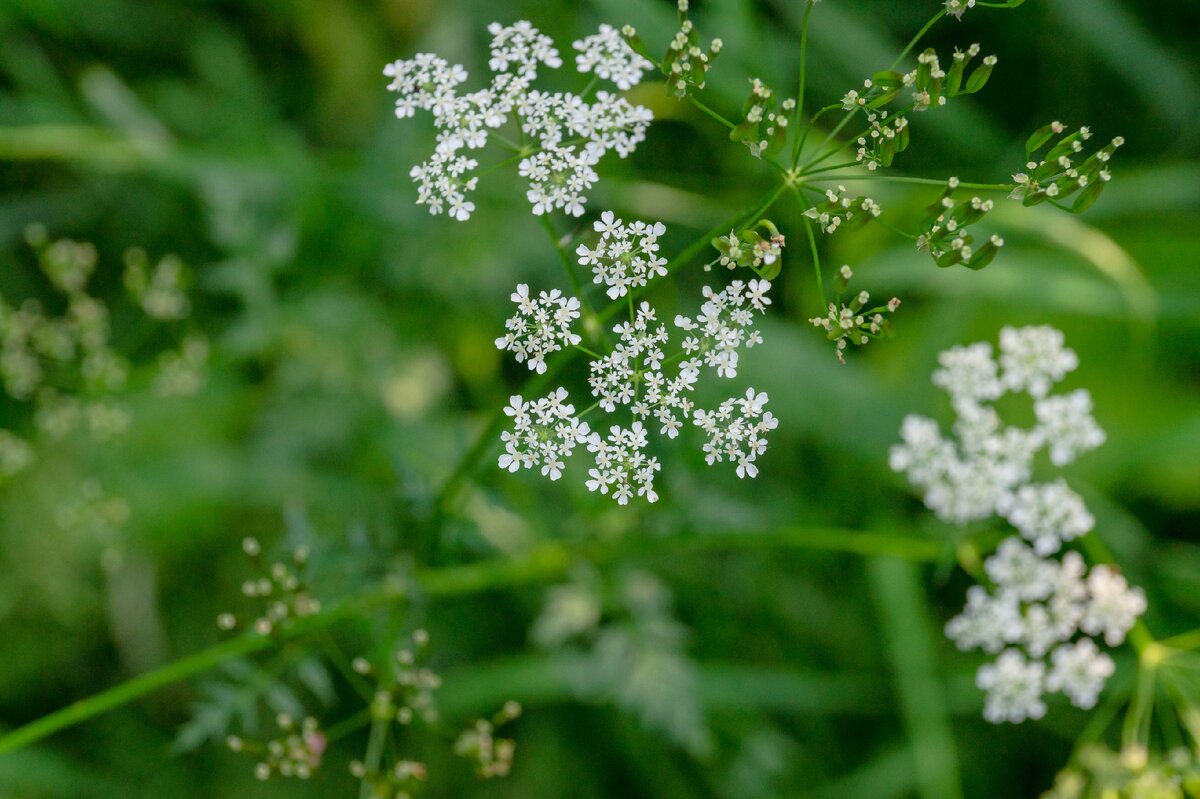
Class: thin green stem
801,160,862,177
789,1,815,166
803,215,825,310
688,95,736,130
325,707,373,743
874,217,919,241
890,10,947,71
810,174,1013,192
358,681,390,799
794,104,840,167
0,523,941,756
539,215,595,319
573,343,603,359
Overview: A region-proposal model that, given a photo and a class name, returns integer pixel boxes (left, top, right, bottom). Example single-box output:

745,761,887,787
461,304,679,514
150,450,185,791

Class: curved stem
890,10,947,72
0,523,942,755
811,174,1013,192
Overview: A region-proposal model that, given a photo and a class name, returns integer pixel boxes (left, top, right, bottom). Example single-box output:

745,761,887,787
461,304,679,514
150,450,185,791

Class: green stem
811,174,1013,192
789,1,815,166
358,681,390,799
803,215,825,311
538,215,595,321
793,104,840,167
890,10,947,71
801,160,862,177
687,95,736,130
0,524,941,756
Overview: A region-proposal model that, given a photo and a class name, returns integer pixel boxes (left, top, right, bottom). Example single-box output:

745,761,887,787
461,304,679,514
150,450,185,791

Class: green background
0,0,1198,796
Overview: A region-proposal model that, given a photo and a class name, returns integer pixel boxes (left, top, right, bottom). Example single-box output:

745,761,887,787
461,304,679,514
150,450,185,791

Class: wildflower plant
7,6,1198,799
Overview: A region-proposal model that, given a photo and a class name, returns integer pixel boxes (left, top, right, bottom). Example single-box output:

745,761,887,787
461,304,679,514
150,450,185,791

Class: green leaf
1072,180,1107,213
1025,122,1061,155
964,61,995,94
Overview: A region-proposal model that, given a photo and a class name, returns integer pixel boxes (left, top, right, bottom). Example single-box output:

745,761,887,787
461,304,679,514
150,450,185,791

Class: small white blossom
573,24,654,90
520,145,601,217
487,21,562,79
576,211,668,299
585,421,660,504
977,649,1046,724
384,53,468,118
494,284,582,373
692,388,778,478
932,342,1002,405
674,280,771,379
946,585,1022,654
999,325,1078,398
1081,565,1147,647
498,389,591,480
999,480,1094,556
1034,389,1105,466
1046,639,1114,709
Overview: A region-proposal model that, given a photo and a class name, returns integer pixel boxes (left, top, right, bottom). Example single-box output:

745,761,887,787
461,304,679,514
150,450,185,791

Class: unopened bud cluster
653,1,723,98
710,219,786,279
218,538,320,635
730,78,796,159
809,266,900,363
0,227,207,484
917,179,1005,270
349,631,521,796
227,714,326,781
1011,122,1123,213
803,185,881,235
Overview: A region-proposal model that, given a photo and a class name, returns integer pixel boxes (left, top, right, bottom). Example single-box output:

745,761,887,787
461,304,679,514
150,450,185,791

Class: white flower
585,421,660,504
985,538,1057,603
520,145,601,217
386,22,653,221
384,53,468,118
1046,639,1114,709
1081,565,1147,646
999,480,1094,556
498,389,591,480
1034,389,1105,466
889,415,954,487
932,342,1002,405
693,388,778,479
577,211,668,299
674,280,771,379
999,325,1078,398
487,21,562,79
946,585,1022,654
976,649,1046,724
408,152,480,220
573,24,654,90
494,284,582,373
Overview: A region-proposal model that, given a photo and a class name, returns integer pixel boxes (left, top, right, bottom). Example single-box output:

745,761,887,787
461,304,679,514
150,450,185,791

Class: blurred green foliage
0,0,1198,796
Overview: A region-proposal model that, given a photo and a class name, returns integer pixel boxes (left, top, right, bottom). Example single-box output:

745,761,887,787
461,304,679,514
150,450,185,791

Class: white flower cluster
576,211,668,299
386,22,654,221
890,326,1103,526
499,389,591,481
892,327,1146,724
694,389,778,479
496,216,781,504
951,540,1145,723
494,284,582,374
573,24,654,91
